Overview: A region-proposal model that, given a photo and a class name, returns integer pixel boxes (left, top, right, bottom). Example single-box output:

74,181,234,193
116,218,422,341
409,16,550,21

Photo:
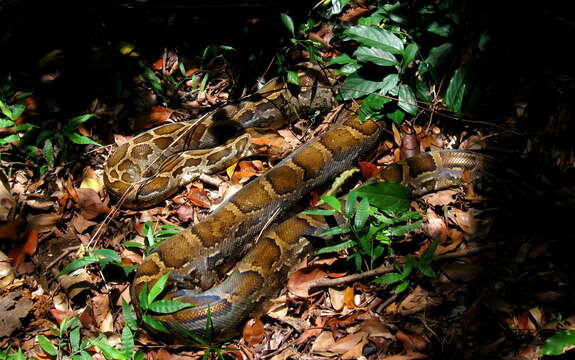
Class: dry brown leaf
135,106,174,130
80,167,101,192
186,187,211,208
243,318,265,345
0,219,24,241
176,205,195,222
447,207,477,234
71,214,97,234
360,318,392,338
329,287,345,311
380,352,428,360
287,265,330,297
343,286,356,309
0,291,33,337
420,189,458,206
440,262,482,283
27,213,61,232
398,286,435,316
395,330,427,352
92,294,110,326
332,331,368,355
0,250,15,288
310,331,336,354
76,188,109,220
57,269,95,299
359,161,378,179
422,209,447,243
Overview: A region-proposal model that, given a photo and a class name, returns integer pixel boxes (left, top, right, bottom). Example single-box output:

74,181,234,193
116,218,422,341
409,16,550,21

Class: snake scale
103,65,493,342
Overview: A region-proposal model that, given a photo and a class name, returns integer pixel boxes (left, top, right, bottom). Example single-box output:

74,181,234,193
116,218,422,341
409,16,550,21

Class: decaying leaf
287,264,330,298
76,188,109,220
243,318,265,345
0,291,33,337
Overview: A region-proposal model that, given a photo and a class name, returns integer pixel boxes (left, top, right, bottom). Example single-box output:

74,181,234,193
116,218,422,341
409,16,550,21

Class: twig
46,245,81,270
308,244,496,290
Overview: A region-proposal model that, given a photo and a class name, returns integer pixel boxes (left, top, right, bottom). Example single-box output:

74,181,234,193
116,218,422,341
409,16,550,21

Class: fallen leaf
395,330,427,352
27,213,61,232
0,291,32,337
343,286,356,309
243,318,265,345
287,264,330,297
186,187,211,208
380,352,428,360
447,207,477,235
135,106,174,130
311,331,336,354
360,318,392,338
359,161,378,179
329,287,345,311
71,214,97,234
76,188,109,219
398,286,436,316
422,209,447,243
80,167,101,192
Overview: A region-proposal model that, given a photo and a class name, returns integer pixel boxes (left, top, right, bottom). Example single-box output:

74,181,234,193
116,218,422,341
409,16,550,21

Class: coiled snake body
103,65,492,342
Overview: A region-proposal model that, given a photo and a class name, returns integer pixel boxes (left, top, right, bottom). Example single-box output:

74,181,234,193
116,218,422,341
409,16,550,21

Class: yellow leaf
80,177,101,192
226,162,238,179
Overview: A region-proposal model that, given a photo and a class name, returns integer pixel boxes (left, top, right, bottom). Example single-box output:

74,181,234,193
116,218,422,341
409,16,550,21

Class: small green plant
277,13,325,84
0,346,28,360
124,221,182,255
0,76,32,150
305,182,422,271
37,316,94,360
541,329,575,356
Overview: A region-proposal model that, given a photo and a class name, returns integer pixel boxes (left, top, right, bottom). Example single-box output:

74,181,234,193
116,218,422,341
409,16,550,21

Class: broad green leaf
10,103,25,120
319,225,352,237
138,283,149,310
401,43,419,72
148,272,170,304
0,134,19,145
302,208,336,216
281,13,295,36
344,25,404,54
91,248,121,265
424,43,453,67
316,239,356,255
427,21,452,37
340,72,386,100
65,114,94,131
445,66,469,113
330,0,350,15
351,182,411,214
338,63,362,75
354,197,370,229
415,79,433,102
321,195,341,212
37,335,58,356
90,338,129,360
418,264,436,278
134,350,146,360
123,241,145,249
327,53,357,65
148,300,195,313
70,327,81,352
541,330,575,356
345,191,358,219
374,272,403,284
122,299,138,331
420,239,439,263
0,100,13,119
394,280,409,294
139,62,162,92
386,220,423,237
142,315,169,332
0,118,15,127
387,109,405,125
42,139,56,168
286,70,300,85
66,132,102,146
80,351,93,360
120,326,135,357
398,84,418,115
353,47,398,67
58,256,100,276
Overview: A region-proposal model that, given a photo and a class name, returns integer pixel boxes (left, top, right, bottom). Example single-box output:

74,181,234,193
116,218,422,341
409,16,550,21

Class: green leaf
90,338,129,360
286,70,300,85
401,43,419,71
327,53,357,65
415,79,433,102
321,195,341,213
10,103,25,120
344,25,404,54
37,335,58,356
142,315,169,332
316,239,356,255
387,109,405,125
351,182,411,214
338,63,362,75
120,326,135,357
541,330,575,356
58,256,100,276
340,72,387,100
138,283,149,310
139,62,163,92
0,100,13,119
148,272,170,304
445,66,469,113
319,225,352,237
424,43,453,67
121,299,138,331
418,264,436,278
0,134,19,145
281,13,295,36
70,327,81,352
386,220,423,237
148,300,195,314
353,47,398,67
394,280,409,294
0,118,15,127
354,197,370,229
398,84,418,115
302,208,336,216
91,249,122,266
427,21,452,37
66,132,102,146
80,351,93,360
122,241,145,249
345,190,358,219
65,114,94,132
374,272,403,284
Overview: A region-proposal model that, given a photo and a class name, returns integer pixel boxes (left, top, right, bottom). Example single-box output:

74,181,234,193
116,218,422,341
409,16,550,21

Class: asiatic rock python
103,65,493,342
